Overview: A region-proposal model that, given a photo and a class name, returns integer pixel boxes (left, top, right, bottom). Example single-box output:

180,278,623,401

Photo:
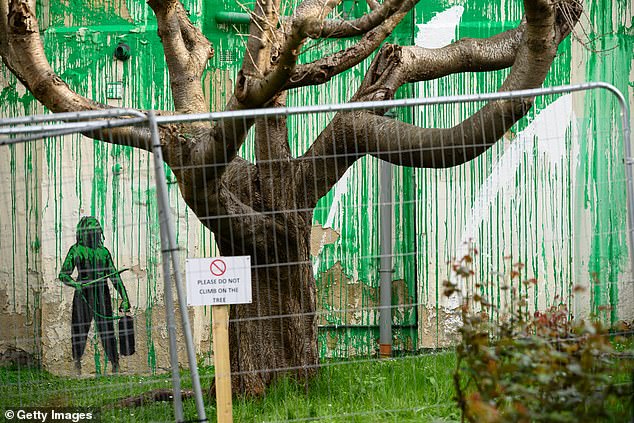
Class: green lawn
1,352,460,422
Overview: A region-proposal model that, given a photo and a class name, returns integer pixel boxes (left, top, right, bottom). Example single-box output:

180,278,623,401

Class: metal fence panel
0,83,631,421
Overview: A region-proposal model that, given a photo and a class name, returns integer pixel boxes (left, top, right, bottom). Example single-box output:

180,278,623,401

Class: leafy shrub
446,254,633,422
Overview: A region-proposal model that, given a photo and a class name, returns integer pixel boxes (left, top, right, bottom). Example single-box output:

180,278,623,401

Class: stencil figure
59,216,130,375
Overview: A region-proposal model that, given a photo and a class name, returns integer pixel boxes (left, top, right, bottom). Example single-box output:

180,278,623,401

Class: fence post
609,85,634,299
149,110,185,422
212,305,233,422
148,110,208,422
379,160,393,358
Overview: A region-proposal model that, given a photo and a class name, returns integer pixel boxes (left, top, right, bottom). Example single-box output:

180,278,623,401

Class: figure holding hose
59,216,131,375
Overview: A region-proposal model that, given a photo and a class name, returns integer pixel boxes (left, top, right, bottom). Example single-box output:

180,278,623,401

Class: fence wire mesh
0,83,632,422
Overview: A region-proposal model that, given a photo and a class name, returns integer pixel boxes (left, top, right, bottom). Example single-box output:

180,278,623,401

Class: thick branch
184,157,302,262
0,0,151,151
148,0,213,113
283,1,414,90
349,23,526,103
236,0,341,107
293,0,341,21
192,94,259,190
253,93,298,210
241,0,284,78
297,0,582,207
402,24,525,84
236,18,305,107
303,0,407,38
366,0,379,11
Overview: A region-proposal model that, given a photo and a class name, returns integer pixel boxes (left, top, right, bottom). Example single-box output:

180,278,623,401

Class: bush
446,255,633,422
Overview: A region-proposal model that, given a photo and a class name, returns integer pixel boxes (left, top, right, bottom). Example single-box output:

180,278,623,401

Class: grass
1,352,460,422
2,345,632,422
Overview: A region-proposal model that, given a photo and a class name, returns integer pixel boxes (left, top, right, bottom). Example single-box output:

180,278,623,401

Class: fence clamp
624,157,634,165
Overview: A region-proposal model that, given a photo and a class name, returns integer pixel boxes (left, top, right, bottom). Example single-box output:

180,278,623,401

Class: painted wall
409,0,634,347
0,0,632,375
0,0,216,375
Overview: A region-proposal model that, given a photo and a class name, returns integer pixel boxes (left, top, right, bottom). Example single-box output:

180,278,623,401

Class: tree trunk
212,205,318,396
227,254,317,395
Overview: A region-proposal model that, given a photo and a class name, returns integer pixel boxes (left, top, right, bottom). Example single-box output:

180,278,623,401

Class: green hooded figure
59,216,130,374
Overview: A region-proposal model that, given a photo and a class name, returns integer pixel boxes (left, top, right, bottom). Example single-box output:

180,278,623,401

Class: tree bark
213,201,317,395
226,245,317,396
185,152,317,396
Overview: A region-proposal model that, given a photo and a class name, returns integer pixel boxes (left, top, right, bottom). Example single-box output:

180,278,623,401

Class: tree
0,0,581,396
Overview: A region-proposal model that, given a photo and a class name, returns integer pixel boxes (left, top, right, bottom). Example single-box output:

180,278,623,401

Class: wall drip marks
580,0,632,326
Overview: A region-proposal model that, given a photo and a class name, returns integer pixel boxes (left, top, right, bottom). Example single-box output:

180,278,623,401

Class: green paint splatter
580,0,632,326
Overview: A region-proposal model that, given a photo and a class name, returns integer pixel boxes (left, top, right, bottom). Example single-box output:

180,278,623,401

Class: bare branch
347,23,526,103
236,19,305,106
366,0,380,11
303,0,410,39
401,25,525,84
293,0,341,21
297,0,582,207
241,0,282,79
148,0,213,113
235,0,342,107
283,2,414,90
0,0,152,151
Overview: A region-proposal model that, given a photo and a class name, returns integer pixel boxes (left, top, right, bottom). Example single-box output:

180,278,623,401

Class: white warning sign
186,256,252,306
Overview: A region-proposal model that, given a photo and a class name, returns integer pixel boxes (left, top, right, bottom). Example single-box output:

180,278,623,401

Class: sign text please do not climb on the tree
186,256,252,306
